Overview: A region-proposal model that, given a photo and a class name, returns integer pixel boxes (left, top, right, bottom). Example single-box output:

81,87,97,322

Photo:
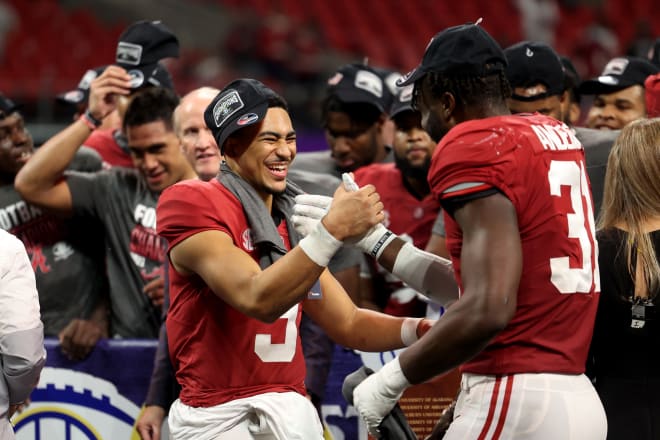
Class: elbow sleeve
391,243,459,307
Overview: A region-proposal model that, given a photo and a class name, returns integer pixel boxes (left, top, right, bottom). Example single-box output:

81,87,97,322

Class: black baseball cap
504,41,565,101
397,22,507,87
115,20,179,90
372,66,402,114
0,93,18,119
326,63,386,112
560,56,581,89
389,84,415,118
579,56,659,95
204,79,282,153
56,65,107,105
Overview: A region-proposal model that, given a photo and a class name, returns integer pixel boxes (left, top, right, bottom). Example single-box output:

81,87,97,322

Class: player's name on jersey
530,123,581,152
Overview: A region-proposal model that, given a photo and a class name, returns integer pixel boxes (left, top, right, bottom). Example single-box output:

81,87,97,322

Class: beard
395,153,431,181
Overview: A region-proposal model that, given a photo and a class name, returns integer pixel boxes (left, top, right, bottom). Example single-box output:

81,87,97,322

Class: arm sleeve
0,231,46,404
145,263,180,409
144,322,179,409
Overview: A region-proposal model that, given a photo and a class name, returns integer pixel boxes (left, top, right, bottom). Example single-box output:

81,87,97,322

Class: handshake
293,174,397,263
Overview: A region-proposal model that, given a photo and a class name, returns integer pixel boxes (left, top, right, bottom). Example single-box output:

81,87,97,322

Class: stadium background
1,0,659,145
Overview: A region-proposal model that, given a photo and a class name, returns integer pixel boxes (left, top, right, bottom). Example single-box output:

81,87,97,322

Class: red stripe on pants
477,376,502,440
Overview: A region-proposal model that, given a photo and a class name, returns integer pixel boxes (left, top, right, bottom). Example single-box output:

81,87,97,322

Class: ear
440,92,456,119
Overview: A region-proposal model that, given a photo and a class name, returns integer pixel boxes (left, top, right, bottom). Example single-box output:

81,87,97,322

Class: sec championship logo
13,367,141,439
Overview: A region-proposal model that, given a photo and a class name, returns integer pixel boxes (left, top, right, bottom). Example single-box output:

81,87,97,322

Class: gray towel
218,162,303,269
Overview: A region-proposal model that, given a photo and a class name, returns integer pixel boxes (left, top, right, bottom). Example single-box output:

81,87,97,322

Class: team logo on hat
526,47,534,57
602,57,629,76
78,69,98,90
212,90,244,128
399,85,414,102
62,90,84,103
237,113,259,126
354,70,383,98
116,42,143,66
127,69,145,88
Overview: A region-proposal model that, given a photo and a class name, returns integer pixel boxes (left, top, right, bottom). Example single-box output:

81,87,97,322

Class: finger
294,194,333,208
137,426,153,440
342,172,359,191
293,204,326,218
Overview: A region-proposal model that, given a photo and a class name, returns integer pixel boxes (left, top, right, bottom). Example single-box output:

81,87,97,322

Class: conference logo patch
13,368,140,439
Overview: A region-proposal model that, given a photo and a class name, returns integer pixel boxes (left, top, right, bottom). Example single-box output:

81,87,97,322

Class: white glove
292,194,331,237
353,357,411,437
293,194,397,257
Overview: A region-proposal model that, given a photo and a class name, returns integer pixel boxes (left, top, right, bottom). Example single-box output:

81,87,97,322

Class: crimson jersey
157,179,306,407
354,163,440,249
428,114,600,375
83,129,134,169
355,163,440,316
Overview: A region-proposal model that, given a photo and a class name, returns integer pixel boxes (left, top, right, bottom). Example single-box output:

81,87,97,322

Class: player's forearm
378,238,459,306
329,308,409,351
241,247,327,323
398,288,511,384
15,120,91,198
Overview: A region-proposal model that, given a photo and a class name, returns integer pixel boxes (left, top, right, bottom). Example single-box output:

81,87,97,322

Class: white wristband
356,224,398,259
401,317,422,346
298,220,343,267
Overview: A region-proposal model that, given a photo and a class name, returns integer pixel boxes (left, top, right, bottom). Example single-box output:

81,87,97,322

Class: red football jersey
354,163,440,249
355,163,440,316
428,114,600,375
157,179,306,407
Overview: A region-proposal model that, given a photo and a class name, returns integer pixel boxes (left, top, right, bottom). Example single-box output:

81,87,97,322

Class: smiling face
126,120,193,192
175,90,221,181
0,112,34,182
586,85,646,130
225,107,296,203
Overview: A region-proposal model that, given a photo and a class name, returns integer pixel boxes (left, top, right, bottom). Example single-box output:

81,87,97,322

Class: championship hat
504,41,565,101
204,78,284,153
56,65,107,105
115,20,179,90
397,21,507,86
326,63,387,112
579,56,659,95
389,84,415,119
373,66,403,114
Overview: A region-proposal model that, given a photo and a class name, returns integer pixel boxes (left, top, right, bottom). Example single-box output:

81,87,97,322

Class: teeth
20,152,31,159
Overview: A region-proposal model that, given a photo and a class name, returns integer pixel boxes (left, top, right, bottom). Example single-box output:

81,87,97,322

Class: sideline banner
12,340,459,439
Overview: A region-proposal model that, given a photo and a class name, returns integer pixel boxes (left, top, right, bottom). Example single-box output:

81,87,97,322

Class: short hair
423,69,511,110
122,87,180,133
320,94,382,128
599,117,660,296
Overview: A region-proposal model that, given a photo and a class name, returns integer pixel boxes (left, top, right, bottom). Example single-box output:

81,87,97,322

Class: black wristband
83,109,102,128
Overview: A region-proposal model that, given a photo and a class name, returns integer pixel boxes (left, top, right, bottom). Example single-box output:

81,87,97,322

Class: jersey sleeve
157,181,238,250
66,169,119,218
429,125,520,211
